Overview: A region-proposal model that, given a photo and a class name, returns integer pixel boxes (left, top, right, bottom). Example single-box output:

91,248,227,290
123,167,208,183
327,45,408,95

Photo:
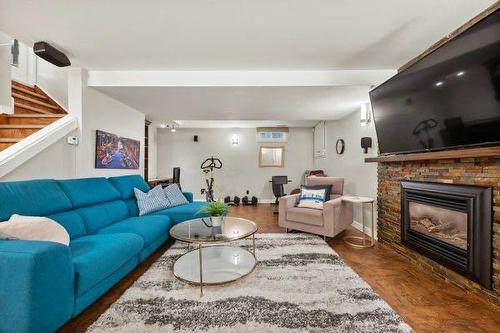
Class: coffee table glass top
169,217,258,243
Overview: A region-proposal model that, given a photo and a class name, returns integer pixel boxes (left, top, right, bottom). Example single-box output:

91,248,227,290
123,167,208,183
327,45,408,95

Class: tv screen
370,10,500,155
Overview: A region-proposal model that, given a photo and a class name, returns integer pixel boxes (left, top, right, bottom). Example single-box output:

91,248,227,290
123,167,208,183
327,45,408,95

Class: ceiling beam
87,70,396,87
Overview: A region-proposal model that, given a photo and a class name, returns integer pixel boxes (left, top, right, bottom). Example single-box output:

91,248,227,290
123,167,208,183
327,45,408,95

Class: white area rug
87,233,413,333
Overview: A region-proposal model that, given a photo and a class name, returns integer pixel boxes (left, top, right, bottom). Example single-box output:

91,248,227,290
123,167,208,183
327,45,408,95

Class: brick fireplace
376,156,499,306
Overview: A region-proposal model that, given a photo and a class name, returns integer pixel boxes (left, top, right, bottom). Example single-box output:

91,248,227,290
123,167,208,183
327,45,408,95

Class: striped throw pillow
164,184,189,207
134,185,171,216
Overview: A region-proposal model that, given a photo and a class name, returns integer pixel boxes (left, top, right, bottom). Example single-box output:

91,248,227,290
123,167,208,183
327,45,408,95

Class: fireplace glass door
409,202,467,250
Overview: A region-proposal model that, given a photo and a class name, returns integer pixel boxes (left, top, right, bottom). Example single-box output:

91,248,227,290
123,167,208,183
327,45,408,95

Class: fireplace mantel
365,146,500,163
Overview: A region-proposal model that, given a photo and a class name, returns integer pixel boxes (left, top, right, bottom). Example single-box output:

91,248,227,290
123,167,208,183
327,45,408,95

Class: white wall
1,130,78,181
0,32,11,113
314,110,378,235
36,57,68,109
157,127,313,201
10,39,36,86
80,86,145,177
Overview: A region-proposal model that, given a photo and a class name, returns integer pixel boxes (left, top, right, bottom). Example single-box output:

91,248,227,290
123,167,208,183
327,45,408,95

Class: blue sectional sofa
0,175,207,333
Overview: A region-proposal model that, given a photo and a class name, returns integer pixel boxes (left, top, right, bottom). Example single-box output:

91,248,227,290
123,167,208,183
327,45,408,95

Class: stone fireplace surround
376,156,499,306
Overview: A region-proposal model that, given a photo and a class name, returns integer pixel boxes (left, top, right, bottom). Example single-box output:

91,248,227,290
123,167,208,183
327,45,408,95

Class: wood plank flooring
59,204,500,333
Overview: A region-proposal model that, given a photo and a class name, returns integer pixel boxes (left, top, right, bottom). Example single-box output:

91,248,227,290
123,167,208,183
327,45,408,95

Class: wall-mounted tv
370,9,500,155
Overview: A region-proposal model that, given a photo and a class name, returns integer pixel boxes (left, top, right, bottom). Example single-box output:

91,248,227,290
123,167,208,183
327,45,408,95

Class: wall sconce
360,102,371,126
231,134,239,145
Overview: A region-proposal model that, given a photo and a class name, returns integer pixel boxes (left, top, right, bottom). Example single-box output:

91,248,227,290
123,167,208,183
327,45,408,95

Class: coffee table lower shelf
173,245,256,296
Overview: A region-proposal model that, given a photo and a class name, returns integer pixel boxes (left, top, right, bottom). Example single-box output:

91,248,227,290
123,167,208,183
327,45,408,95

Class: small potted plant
198,200,229,226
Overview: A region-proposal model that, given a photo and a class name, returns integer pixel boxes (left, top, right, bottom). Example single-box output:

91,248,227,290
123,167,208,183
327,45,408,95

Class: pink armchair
278,177,353,239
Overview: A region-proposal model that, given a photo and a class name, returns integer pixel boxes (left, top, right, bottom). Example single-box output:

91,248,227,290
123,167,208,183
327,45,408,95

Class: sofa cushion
0,179,72,221
109,175,149,200
48,211,87,239
57,178,121,208
97,215,171,247
151,202,208,225
76,201,130,234
70,233,143,296
287,207,324,226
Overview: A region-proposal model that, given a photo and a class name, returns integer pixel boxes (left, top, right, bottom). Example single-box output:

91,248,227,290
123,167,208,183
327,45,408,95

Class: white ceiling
0,0,495,70
161,120,319,129
96,86,370,122
1,0,494,124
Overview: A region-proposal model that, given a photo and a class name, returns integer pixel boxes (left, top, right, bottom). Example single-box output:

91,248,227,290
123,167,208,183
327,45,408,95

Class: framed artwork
95,130,140,169
259,146,285,168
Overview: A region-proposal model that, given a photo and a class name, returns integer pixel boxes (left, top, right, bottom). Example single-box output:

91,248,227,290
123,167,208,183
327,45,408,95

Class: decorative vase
211,215,224,227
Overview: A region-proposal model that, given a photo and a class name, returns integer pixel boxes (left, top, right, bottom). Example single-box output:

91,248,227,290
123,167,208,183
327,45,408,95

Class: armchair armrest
323,196,354,236
0,240,74,333
183,192,194,203
279,194,299,209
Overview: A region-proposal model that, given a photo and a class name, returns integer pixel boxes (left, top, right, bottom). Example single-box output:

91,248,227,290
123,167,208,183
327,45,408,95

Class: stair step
0,142,15,151
5,114,64,118
0,138,21,143
0,127,41,138
14,102,52,114
1,114,64,125
0,124,45,129
11,85,48,100
12,93,59,110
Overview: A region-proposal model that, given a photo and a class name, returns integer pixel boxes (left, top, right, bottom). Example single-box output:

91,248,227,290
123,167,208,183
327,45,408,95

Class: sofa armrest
183,192,194,203
0,240,74,333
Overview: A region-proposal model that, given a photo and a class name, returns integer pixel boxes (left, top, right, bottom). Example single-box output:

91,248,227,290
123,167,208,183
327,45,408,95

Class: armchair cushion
287,207,324,226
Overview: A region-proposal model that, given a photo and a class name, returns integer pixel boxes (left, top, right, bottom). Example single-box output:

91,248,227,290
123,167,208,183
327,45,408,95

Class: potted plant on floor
198,200,229,227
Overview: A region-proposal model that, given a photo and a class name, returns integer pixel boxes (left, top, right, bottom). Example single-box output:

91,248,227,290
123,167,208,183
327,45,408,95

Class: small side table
342,195,375,248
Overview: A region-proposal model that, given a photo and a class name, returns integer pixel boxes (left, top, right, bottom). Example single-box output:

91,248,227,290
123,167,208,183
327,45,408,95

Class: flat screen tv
370,9,500,155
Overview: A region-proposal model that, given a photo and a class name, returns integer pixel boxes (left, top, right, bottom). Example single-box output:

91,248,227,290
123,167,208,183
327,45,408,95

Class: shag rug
87,233,413,333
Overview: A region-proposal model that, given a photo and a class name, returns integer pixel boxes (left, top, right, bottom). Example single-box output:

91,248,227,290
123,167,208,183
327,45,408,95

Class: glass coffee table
169,216,258,296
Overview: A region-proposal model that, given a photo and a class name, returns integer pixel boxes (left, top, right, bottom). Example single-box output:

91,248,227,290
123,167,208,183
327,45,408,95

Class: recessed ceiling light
435,81,444,87
457,71,465,77
160,124,166,128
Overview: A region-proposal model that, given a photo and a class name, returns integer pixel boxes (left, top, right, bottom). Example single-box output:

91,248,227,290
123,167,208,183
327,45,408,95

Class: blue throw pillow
164,184,189,207
134,185,171,216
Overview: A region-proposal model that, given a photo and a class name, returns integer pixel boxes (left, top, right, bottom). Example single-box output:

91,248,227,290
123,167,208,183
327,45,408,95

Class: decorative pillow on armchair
134,185,171,216
297,186,327,210
164,184,189,207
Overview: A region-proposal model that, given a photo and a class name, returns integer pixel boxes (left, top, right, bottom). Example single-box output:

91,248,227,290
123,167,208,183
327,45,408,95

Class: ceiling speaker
33,42,71,67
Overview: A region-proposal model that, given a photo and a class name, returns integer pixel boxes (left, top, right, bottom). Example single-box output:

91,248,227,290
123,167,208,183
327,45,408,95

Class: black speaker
361,137,372,154
33,42,71,67
194,135,198,142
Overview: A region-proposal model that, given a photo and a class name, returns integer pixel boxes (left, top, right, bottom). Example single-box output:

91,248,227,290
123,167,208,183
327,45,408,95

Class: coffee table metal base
173,245,256,296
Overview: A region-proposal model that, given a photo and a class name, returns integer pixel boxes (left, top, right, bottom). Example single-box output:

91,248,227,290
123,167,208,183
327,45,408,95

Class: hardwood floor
59,204,500,333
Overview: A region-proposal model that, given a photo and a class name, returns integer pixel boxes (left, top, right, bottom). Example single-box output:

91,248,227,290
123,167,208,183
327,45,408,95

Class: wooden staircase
0,81,66,151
